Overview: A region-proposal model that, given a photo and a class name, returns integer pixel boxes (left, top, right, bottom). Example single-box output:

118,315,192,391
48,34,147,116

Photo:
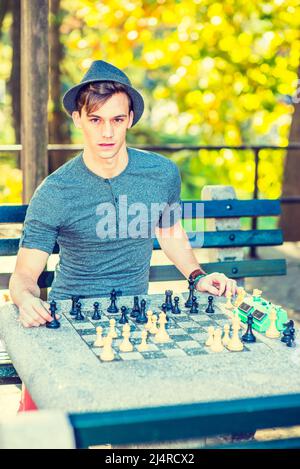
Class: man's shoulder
36,153,82,192
128,146,178,172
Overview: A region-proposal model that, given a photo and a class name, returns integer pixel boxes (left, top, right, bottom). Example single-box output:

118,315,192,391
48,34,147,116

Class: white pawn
109,318,118,339
154,313,170,343
266,309,280,339
145,310,153,331
119,324,133,352
149,314,158,334
205,326,215,346
210,328,224,352
222,324,230,346
100,334,115,361
94,326,104,347
225,292,234,309
137,330,149,352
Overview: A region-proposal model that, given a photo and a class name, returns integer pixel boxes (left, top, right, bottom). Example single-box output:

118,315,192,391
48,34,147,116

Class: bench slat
153,229,283,249
69,393,300,448
0,230,283,256
0,199,281,224
0,259,286,290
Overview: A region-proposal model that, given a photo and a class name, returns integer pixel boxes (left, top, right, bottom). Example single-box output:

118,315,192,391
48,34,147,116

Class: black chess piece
75,301,85,321
107,289,119,314
185,278,194,308
46,300,60,329
130,296,140,319
205,296,215,314
172,296,181,314
164,290,173,312
161,303,169,321
119,306,129,324
286,332,295,347
70,295,80,316
136,299,147,324
242,313,256,343
189,296,199,314
281,320,294,343
92,302,101,320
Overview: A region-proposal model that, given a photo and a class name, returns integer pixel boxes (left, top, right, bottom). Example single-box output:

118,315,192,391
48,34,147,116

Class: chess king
9,60,237,410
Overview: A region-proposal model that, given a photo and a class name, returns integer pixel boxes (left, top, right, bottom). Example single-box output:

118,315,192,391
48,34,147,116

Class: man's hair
75,81,133,116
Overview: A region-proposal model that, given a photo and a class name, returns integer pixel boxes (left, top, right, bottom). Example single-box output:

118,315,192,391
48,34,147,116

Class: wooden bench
0,185,286,384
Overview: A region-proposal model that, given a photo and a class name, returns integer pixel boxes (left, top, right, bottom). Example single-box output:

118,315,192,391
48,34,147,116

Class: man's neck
82,143,129,179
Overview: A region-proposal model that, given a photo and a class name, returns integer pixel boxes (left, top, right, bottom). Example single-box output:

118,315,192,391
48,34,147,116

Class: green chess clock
235,295,288,333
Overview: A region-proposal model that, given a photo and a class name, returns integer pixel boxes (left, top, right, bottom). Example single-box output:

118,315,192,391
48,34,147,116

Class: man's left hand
196,272,237,297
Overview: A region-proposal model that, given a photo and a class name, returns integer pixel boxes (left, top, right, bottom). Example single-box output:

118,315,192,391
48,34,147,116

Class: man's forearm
156,223,205,279
9,272,41,307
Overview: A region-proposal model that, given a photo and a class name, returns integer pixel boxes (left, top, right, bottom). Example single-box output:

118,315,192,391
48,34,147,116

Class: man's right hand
18,293,53,328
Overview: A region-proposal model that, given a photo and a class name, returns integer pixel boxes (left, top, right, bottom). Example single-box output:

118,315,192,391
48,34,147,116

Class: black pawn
286,332,295,347
92,302,101,320
281,320,294,343
107,289,119,314
46,300,60,329
75,301,84,321
164,290,173,312
185,279,194,308
130,296,140,319
242,313,256,343
161,303,169,321
205,296,215,314
70,295,80,316
119,306,128,324
172,296,181,314
136,299,147,324
190,296,199,314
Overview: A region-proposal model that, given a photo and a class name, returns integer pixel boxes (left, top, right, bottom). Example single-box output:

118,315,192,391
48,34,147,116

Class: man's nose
102,121,114,137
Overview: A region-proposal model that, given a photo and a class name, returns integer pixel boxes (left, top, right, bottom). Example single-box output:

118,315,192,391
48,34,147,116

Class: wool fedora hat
62,60,145,126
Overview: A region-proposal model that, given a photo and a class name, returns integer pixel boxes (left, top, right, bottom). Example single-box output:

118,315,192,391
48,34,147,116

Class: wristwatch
189,268,207,287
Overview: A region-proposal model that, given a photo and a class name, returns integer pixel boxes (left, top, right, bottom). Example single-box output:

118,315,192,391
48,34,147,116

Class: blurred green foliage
0,0,299,203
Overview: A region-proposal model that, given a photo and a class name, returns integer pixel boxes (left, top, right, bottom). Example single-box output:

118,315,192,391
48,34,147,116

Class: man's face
72,92,134,160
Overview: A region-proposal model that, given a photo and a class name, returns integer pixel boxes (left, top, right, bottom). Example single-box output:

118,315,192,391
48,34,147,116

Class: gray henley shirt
19,146,181,300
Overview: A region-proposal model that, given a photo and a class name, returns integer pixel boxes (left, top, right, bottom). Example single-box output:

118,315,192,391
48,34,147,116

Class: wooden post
21,0,49,203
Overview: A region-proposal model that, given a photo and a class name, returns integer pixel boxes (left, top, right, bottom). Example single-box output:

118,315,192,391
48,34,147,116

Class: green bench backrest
0,199,286,289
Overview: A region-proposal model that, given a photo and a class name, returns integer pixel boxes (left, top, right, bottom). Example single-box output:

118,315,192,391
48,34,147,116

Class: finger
28,307,47,325
224,280,236,297
205,284,220,295
214,277,227,296
33,302,52,322
19,312,41,328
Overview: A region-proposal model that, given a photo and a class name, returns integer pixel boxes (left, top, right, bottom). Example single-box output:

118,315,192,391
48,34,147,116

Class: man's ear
127,110,134,129
72,111,82,129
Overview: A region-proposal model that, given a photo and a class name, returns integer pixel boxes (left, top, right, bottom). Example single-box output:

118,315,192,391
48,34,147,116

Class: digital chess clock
236,299,288,333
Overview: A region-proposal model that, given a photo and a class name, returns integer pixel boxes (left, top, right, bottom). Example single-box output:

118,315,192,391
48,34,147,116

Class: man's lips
98,143,115,146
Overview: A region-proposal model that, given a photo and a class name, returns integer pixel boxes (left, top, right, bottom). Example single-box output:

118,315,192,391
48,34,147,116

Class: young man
10,60,237,410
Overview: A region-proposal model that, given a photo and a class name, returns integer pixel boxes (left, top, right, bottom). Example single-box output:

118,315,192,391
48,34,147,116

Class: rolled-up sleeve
19,182,61,254
157,163,182,228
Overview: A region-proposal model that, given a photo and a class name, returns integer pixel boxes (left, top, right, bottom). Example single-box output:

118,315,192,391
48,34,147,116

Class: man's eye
114,119,124,123
90,119,99,123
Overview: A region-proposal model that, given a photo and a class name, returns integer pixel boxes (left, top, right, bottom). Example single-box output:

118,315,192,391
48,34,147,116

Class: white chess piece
94,326,104,347
119,324,133,352
137,330,149,352
109,318,118,339
222,324,230,346
145,310,153,331
266,309,280,339
227,316,244,351
100,335,115,361
210,328,224,352
154,313,170,343
205,326,215,346
225,292,234,309
149,314,158,334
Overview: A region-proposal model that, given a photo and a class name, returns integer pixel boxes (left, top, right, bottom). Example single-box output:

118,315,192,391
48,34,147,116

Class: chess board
62,293,267,363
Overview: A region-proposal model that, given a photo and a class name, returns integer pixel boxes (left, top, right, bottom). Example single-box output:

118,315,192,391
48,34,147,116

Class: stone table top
0,292,299,414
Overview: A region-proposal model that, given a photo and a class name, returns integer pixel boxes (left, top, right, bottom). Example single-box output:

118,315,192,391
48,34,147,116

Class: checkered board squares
63,293,260,363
